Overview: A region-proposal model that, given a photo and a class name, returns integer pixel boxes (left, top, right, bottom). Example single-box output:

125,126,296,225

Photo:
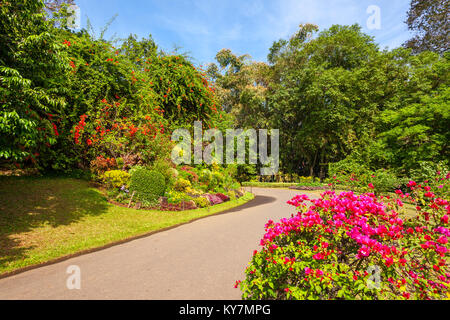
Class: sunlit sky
75,0,413,65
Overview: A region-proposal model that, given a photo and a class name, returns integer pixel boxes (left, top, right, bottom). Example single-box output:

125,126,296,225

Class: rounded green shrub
129,168,166,202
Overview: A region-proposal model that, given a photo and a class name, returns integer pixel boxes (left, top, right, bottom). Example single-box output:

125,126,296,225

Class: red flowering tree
71,97,173,169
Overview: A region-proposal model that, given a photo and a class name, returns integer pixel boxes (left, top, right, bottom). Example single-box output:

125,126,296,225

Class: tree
0,0,69,164
267,24,382,177
207,49,271,128
404,0,450,54
366,51,450,174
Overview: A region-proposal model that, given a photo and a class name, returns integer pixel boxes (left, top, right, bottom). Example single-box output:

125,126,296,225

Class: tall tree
0,0,69,163
404,0,450,54
207,49,271,128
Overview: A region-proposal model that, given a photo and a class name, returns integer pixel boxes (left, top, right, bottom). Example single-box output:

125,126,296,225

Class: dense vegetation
0,0,448,300
208,23,448,183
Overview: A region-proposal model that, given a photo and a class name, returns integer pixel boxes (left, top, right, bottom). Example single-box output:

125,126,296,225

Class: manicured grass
242,182,299,188
0,176,254,275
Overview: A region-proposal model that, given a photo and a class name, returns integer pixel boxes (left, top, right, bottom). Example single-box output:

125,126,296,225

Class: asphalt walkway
0,188,313,300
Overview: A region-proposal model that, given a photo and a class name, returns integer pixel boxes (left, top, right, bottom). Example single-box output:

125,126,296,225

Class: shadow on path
212,195,277,217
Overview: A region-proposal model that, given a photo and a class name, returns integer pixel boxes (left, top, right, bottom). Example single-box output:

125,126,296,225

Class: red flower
52,123,59,136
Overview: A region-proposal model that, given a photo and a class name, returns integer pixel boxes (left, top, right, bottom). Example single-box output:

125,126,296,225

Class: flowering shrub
216,193,230,202
90,155,117,175
199,169,213,184
102,170,130,189
179,166,199,183
174,178,191,192
166,190,192,205
239,175,449,300
194,196,210,208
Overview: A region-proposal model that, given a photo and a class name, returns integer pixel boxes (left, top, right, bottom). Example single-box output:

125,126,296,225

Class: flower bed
238,175,449,300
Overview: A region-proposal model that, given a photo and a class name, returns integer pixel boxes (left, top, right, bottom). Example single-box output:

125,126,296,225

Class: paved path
0,188,313,300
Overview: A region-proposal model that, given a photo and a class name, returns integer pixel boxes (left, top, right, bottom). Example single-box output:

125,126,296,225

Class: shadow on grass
0,176,108,267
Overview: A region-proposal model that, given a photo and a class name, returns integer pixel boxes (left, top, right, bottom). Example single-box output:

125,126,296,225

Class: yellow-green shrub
174,178,191,192
102,170,131,189
194,196,210,208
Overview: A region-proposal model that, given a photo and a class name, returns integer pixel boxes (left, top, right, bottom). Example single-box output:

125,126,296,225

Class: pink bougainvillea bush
238,175,449,300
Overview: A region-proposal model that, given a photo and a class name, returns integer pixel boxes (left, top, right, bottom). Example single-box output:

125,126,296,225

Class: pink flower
358,246,371,257
437,236,448,244
304,267,312,275
384,257,394,267
407,181,417,188
313,253,324,260
321,242,329,249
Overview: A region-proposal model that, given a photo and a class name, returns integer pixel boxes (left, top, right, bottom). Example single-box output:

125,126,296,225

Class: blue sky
75,0,413,65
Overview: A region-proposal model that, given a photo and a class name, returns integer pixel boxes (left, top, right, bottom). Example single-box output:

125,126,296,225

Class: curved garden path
0,188,318,300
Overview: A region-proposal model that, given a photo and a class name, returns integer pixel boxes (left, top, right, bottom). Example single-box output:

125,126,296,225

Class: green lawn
242,182,299,188
0,176,254,276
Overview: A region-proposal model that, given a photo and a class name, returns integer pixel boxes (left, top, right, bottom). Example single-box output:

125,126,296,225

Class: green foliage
329,158,401,194
236,164,257,183
210,171,224,189
116,157,124,169
151,158,175,186
0,0,228,174
410,161,449,184
129,168,166,201
165,190,191,204
404,0,449,54
102,170,130,189
0,0,69,164
193,196,210,208
173,177,191,192
199,169,212,184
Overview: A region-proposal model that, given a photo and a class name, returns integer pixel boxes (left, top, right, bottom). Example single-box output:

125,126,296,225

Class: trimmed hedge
129,168,166,202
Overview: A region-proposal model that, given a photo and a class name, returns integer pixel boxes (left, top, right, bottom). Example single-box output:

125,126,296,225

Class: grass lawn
0,176,254,276
242,182,299,188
